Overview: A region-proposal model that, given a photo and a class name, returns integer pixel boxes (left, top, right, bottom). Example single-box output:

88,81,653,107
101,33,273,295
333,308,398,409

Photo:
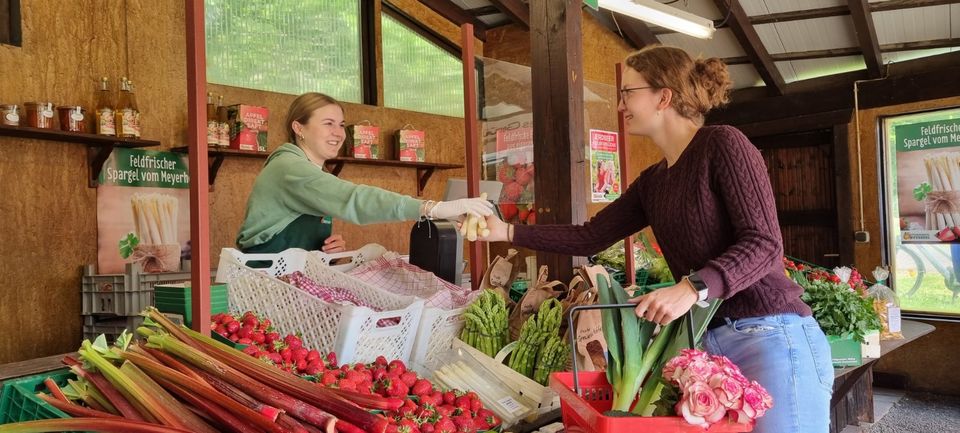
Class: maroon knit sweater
514,125,811,320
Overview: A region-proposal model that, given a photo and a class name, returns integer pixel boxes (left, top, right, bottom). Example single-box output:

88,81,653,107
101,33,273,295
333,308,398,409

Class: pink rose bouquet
663,349,773,428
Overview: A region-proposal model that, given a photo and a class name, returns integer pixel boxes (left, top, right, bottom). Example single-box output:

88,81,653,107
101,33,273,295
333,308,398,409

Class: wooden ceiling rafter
847,0,884,77
417,0,489,41
488,0,531,30
712,0,786,95
721,37,960,64
465,5,501,17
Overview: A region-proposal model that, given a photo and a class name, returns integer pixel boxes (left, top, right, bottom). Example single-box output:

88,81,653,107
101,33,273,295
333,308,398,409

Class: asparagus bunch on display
533,334,571,385
460,289,509,357
508,298,563,378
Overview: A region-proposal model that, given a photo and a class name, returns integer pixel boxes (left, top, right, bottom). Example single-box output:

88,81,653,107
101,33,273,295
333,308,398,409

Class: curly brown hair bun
625,46,732,120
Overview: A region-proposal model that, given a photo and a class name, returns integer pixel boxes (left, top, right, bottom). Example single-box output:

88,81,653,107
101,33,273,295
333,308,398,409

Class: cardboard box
345,124,381,159
396,129,425,162
828,334,863,367
228,105,269,152
861,329,881,359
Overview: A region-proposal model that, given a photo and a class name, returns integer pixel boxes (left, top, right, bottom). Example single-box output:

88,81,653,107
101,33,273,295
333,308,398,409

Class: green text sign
895,118,960,152
99,148,190,188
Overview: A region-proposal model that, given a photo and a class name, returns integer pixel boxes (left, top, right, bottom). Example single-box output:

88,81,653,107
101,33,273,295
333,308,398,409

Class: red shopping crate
550,371,753,433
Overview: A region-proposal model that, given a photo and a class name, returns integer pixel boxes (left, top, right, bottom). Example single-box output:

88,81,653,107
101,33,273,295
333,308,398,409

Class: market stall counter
830,320,935,433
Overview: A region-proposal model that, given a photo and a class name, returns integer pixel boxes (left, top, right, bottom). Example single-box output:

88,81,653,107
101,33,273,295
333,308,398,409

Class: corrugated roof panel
756,16,858,54
873,5,951,45
777,56,865,82
659,28,746,58
453,0,495,9
656,0,725,21
774,61,798,83
882,48,959,64
741,0,845,16
727,64,765,89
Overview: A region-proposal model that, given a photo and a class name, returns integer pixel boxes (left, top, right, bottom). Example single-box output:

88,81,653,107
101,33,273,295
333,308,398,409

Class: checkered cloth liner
346,252,479,309
279,271,399,326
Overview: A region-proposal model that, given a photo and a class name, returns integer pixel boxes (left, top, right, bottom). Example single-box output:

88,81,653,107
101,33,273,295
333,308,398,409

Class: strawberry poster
589,129,621,203
893,117,960,243
493,126,536,225
97,148,191,273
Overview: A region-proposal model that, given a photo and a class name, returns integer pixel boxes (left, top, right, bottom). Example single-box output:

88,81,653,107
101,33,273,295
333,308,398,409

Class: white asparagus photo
131,193,179,245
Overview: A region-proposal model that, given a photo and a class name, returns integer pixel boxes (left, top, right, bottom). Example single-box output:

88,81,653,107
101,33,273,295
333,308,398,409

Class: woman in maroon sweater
482,46,832,433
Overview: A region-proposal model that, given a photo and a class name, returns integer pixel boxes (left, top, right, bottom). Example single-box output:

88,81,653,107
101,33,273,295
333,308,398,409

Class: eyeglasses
619,86,656,100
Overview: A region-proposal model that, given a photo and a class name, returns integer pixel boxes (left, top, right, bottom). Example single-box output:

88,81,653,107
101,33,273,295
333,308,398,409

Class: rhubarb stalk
193,369,283,422
36,394,121,419
69,365,144,421
0,418,194,433
158,378,263,433
119,362,219,433
79,340,172,425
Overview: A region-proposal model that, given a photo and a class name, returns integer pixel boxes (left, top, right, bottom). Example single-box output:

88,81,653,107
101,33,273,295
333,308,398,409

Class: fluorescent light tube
599,0,716,39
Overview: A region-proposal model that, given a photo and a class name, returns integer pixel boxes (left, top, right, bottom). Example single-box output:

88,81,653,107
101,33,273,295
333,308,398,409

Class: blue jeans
705,314,833,433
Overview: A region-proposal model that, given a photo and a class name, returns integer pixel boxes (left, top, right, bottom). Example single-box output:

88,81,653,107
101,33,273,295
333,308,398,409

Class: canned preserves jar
0,104,18,126
57,106,87,132
24,102,55,129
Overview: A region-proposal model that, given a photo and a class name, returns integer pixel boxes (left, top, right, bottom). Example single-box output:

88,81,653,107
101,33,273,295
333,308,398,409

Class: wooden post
185,0,211,334
530,0,586,282
616,63,636,286
462,24,484,290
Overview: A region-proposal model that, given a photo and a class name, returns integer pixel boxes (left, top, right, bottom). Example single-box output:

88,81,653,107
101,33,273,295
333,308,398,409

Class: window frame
1,0,22,47
879,105,960,323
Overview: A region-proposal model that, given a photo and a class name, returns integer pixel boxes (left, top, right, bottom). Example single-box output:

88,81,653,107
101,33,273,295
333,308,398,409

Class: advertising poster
589,129,621,203
97,148,191,273
894,118,960,243
493,126,536,225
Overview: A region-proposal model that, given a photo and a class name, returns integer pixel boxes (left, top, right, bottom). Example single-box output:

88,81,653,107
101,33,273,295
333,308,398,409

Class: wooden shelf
325,157,463,196
169,147,462,195
0,124,161,187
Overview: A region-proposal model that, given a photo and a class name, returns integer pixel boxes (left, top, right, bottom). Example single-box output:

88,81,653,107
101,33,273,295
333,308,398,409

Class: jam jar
0,104,19,126
57,106,87,132
24,102,55,129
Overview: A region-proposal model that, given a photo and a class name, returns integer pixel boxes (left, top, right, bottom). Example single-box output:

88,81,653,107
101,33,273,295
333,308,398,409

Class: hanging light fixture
599,0,716,39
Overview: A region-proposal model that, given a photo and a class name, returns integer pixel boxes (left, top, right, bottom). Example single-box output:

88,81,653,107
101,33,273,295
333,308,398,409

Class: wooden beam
722,38,960,65
710,51,960,127
713,0,786,95
461,24,484,291
847,0,884,77
872,0,960,13
833,123,855,266
417,0,488,41
489,0,530,30
530,0,586,282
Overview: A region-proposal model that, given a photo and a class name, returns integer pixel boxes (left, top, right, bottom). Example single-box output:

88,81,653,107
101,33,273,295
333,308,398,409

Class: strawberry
219,314,235,325
280,347,293,363
264,332,280,345
453,396,471,413
442,391,456,405
411,379,433,397
452,414,473,432
259,317,272,330
225,321,240,334
383,379,409,398
242,316,258,329
526,211,536,225
436,405,454,418
499,202,519,221
400,371,418,387
303,363,322,376
265,352,282,365
476,408,499,428
388,360,407,375
373,367,388,382
296,359,308,372
229,334,240,342
503,181,523,202
320,370,339,386
420,422,435,433
345,370,366,383
469,397,481,414
517,208,530,223
375,355,389,367
357,378,374,394
338,378,358,392
398,419,420,433
242,345,260,357
306,349,321,362
435,417,456,433
250,331,266,344
284,334,303,351
326,352,338,367
294,348,309,362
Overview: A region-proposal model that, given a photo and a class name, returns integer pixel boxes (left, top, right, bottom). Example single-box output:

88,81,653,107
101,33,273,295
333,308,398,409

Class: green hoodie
236,143,422,250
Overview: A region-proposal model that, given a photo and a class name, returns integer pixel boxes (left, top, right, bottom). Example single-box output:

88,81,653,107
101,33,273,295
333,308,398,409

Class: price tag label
887,305,902,333
497,396,525,414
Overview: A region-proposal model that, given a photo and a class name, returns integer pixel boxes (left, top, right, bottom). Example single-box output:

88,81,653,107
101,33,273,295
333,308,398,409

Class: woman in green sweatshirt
237,92,491,254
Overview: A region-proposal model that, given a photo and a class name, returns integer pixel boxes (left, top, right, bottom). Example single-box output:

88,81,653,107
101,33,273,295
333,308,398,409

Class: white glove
429,198,495,220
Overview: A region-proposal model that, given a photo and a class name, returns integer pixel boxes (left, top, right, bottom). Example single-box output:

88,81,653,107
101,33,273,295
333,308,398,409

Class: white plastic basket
311,249,478,375
217,246,423,365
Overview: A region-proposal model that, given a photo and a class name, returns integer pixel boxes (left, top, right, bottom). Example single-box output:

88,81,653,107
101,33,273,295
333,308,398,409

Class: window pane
883,107,960,316
205,0,362,103
381,14,463,117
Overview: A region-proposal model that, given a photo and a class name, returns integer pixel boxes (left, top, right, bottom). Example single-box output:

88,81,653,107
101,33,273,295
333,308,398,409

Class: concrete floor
840,388,906,433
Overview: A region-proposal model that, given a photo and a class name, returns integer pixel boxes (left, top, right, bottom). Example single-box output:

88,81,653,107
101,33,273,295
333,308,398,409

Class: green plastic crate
0,369,73,425
154,283,230,327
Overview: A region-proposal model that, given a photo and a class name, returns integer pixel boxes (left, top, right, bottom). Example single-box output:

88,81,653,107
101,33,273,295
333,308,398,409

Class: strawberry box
345,124,381,159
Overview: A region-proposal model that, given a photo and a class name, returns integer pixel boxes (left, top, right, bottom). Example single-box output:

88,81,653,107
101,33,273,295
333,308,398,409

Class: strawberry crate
81,262,191,316
0,369,74,425
550,371,752,433
217,246,424,365
333,250,480,375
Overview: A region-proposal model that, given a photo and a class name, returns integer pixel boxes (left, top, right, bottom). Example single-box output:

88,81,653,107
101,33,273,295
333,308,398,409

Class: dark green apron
242,214,333,254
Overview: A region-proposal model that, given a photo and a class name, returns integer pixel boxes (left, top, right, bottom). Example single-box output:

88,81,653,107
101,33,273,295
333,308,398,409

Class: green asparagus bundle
508,298,563,378
460,289,509,357
533,334,571,385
